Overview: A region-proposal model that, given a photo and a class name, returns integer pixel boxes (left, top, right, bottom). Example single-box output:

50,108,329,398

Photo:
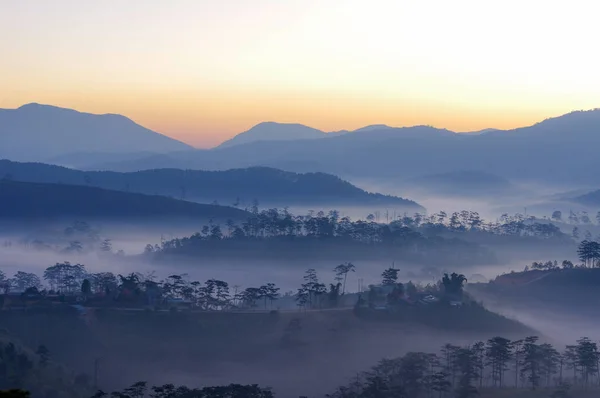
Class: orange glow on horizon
0,91,590,148
2,0,599,147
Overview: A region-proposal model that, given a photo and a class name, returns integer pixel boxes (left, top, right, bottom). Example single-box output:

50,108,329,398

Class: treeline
329,336,600,398
0,262,283,311
551,209,600,226
1,261,469,312
152,209,566,250
142,210,566,268
0,383,274,398
528,240,600,270
92,382,274,398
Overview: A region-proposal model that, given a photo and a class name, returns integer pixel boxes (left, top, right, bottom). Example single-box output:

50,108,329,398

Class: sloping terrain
0,103,192,161
0,180,248,220
86,109,600,186
0,160,422,209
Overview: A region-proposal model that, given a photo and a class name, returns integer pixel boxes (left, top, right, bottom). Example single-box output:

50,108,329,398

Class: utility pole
94,357,100,390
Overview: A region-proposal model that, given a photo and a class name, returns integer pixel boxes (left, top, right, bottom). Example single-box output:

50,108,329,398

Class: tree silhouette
381,267,399,286
333,262,355,294
441,273,467,300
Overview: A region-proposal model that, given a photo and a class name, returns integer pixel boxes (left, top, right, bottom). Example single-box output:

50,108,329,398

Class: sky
1,0,599,148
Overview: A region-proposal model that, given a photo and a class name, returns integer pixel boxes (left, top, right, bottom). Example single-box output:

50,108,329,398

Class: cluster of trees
551,210,600,226
549,210,600,242
577,240,600,267
0,341,87,398
2,221,122,257
2,260,472,314
0,261,286,311
329,336,600,398
518,240,600,272
92,382,273,398
526,260,575,271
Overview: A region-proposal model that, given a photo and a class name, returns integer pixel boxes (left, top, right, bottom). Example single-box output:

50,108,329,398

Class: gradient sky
1,0,599,147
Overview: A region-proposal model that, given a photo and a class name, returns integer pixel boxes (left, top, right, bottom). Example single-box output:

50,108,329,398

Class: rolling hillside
0,160,423,209
0,180,248,220
571,189,600,208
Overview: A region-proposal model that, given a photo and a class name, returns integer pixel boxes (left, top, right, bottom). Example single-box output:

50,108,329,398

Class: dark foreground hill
0,180,248,221
0,305,531,397
0,160,422,209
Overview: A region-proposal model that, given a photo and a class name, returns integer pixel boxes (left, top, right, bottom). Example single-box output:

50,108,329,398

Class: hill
468,267,600,317
571,189,600,208
217,122,327,148
0,180,248,220
0,103,193,162
0,160,423,209
84,109,600,185
0,305,531,396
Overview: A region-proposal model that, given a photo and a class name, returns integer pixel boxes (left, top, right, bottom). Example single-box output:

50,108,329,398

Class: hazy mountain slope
0,160,423,209
0,180,248,220
10,105,600,185
181,109,600,184
216,121,326,148
404,170,515,196
0,103,193,161
571,189,600,207
97,125,459,175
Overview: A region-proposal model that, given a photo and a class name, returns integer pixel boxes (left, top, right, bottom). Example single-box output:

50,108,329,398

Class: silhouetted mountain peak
535,108,600,128
353,124,393,132
216,122,326,148
0,103,193,161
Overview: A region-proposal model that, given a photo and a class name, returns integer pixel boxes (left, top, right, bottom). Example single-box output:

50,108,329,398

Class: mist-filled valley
2,186,600,397
3,66,600,398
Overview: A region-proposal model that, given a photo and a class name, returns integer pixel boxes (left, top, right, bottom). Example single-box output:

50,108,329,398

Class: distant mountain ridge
4,104,600,185
84,109,600,185
0,160,423,210
0,103,193,161
216,122,397,149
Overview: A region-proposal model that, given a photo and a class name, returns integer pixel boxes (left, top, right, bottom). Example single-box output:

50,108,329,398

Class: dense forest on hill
147,208,572,266
0,160,421,209
1,208,575,266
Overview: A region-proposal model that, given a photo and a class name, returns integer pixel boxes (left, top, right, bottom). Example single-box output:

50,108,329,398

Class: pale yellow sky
1,0,599,147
